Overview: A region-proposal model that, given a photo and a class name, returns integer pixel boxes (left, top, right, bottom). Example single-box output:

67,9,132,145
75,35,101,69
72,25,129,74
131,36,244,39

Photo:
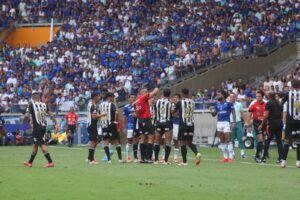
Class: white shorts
127,129,133,139
217,121,231,133
98,127,102,136
173,124,179,140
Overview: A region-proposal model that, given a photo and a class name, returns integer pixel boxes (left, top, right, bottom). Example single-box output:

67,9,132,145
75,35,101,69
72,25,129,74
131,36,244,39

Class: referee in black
153,88,173,164
281,79,300,168
258,92,283,163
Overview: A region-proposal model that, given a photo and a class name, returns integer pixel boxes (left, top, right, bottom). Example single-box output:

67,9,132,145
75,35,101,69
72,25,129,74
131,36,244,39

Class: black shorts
178,123,194,141
138,118,154,135
67,124,76,135
155,122,173,135
267,122,283,139
87,126,98,141
253,120,266,135
102,123,120,141
285,122,300,141
32,126,47,145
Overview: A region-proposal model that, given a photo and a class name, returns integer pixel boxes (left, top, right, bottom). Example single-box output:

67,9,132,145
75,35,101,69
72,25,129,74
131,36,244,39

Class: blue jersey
215,101,234,122
123,104,135,130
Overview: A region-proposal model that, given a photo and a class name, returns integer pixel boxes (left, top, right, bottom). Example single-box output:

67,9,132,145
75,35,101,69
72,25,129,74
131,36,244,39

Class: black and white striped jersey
99,101,117,128
284,90,300,123
87,101,98,130
175,98,195,126
27,101,49,128
154,98,172,123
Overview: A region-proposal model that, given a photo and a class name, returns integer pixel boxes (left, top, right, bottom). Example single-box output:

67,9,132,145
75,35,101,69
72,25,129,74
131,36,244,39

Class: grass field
0,145,299,200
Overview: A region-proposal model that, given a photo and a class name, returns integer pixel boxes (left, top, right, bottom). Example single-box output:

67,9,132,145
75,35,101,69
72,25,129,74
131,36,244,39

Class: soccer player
175,88,201,166
281,79,300,168
23,90,57,168
172,93,181,163
86,92,102,165
259,92,283,163
99,92,123,164
210,90,236,163
135,79,160,163
123,94,139,162
66,106,78,147
245,90,266,163
229,93,245,159
153,89,173,164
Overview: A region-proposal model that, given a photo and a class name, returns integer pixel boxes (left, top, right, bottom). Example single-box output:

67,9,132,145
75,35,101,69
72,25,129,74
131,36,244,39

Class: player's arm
259,110,269,131
149,78,161,99
209,104,217,117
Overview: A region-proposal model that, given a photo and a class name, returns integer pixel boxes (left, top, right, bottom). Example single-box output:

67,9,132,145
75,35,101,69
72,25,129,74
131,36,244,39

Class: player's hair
91,92,100,99
163,89,171,97
256,90,264,97
181,88,189,96
268,92,276,100
218,90,227,98
291,79,300,89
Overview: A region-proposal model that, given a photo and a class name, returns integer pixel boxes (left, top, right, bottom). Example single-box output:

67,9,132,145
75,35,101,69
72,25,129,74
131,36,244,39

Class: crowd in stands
0,0,300,113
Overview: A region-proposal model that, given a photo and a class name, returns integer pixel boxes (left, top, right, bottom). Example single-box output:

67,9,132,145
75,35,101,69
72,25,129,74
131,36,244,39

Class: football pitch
0,146,299,200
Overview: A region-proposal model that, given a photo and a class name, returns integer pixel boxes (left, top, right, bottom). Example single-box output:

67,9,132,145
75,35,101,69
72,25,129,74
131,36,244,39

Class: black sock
181,145,187,163
104,146,111,161
140,143,146,160
154,144,160,161
297,144,300,161
275,135,283,160
133,144,138,159
70,136,73,144
188,143,198,156
88,148,95,161
67,135,71,144
262,139,271,159
28,152,37,163
44,152,53,163
165,144,171,162
116,145,122,160
256,142,263,158
147,143,153,160
282,143,290,160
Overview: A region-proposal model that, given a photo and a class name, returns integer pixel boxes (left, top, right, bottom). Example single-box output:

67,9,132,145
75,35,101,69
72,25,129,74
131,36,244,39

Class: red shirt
136,93,151,119
248,101,266,121
66,112,78,125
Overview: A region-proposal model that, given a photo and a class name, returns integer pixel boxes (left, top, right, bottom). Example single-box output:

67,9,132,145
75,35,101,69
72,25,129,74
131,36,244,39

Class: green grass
0,145,299,200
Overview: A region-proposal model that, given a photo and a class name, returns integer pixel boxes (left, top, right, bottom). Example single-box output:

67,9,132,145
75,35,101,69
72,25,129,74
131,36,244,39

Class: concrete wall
170,42,297,94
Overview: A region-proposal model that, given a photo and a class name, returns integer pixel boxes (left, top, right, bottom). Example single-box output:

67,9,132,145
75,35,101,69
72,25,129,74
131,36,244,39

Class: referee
281,79,300,168
259,92,283,163
135,79,161,163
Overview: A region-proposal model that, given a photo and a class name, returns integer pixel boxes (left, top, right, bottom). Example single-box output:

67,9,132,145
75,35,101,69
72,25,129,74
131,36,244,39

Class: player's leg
236,121,245,158
164,129,172,163
180,139,188,165
262,125,273,162
41,143,54,167
187,129,201,165
274,125,283,162
112,127,122,162
24,143,38,167
146,119,155,162
87,128,98,164
133,134,140,162
126,129,133,162
224,131,234,162
173,124,180,162
254,121,264,162
153,131,161,163
218,131,228,162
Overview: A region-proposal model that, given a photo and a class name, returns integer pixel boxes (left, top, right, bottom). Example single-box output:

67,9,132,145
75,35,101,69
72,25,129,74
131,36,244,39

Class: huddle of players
123,86,201,165
211,79,300,168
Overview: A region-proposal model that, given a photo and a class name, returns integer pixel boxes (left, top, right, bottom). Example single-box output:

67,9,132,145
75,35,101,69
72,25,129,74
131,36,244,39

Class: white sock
138,144,140,158
241,149,245,156
227,143,234,159
126,143,131,158
174,148,179,159
162,148,165,159
221,143,228,159
152,150,155,159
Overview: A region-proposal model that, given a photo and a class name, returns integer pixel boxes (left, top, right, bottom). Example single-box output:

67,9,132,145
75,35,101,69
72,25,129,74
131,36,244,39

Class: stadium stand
0,0,299,113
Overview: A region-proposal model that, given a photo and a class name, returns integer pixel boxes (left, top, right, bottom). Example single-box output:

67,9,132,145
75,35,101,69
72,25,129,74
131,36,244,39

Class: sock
282,143,290,161
165,144,171,162
262,139,271,159
241,149,245,156
70,136,73,144
256,142,263,159
126,143,131,158
161,148,166,159
44,152,53,163
140,143,146,160
88,148,95,161
188,143,198,156
104,146,111,161
138,143,140,157
221,143,228,159
133,144,138,159
297,144,300,161
116,145,122,160
174,148,179,159
147,143,153,160
154,144,160,161
28,152,37,163
227,142,234,159
181,145,187,163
